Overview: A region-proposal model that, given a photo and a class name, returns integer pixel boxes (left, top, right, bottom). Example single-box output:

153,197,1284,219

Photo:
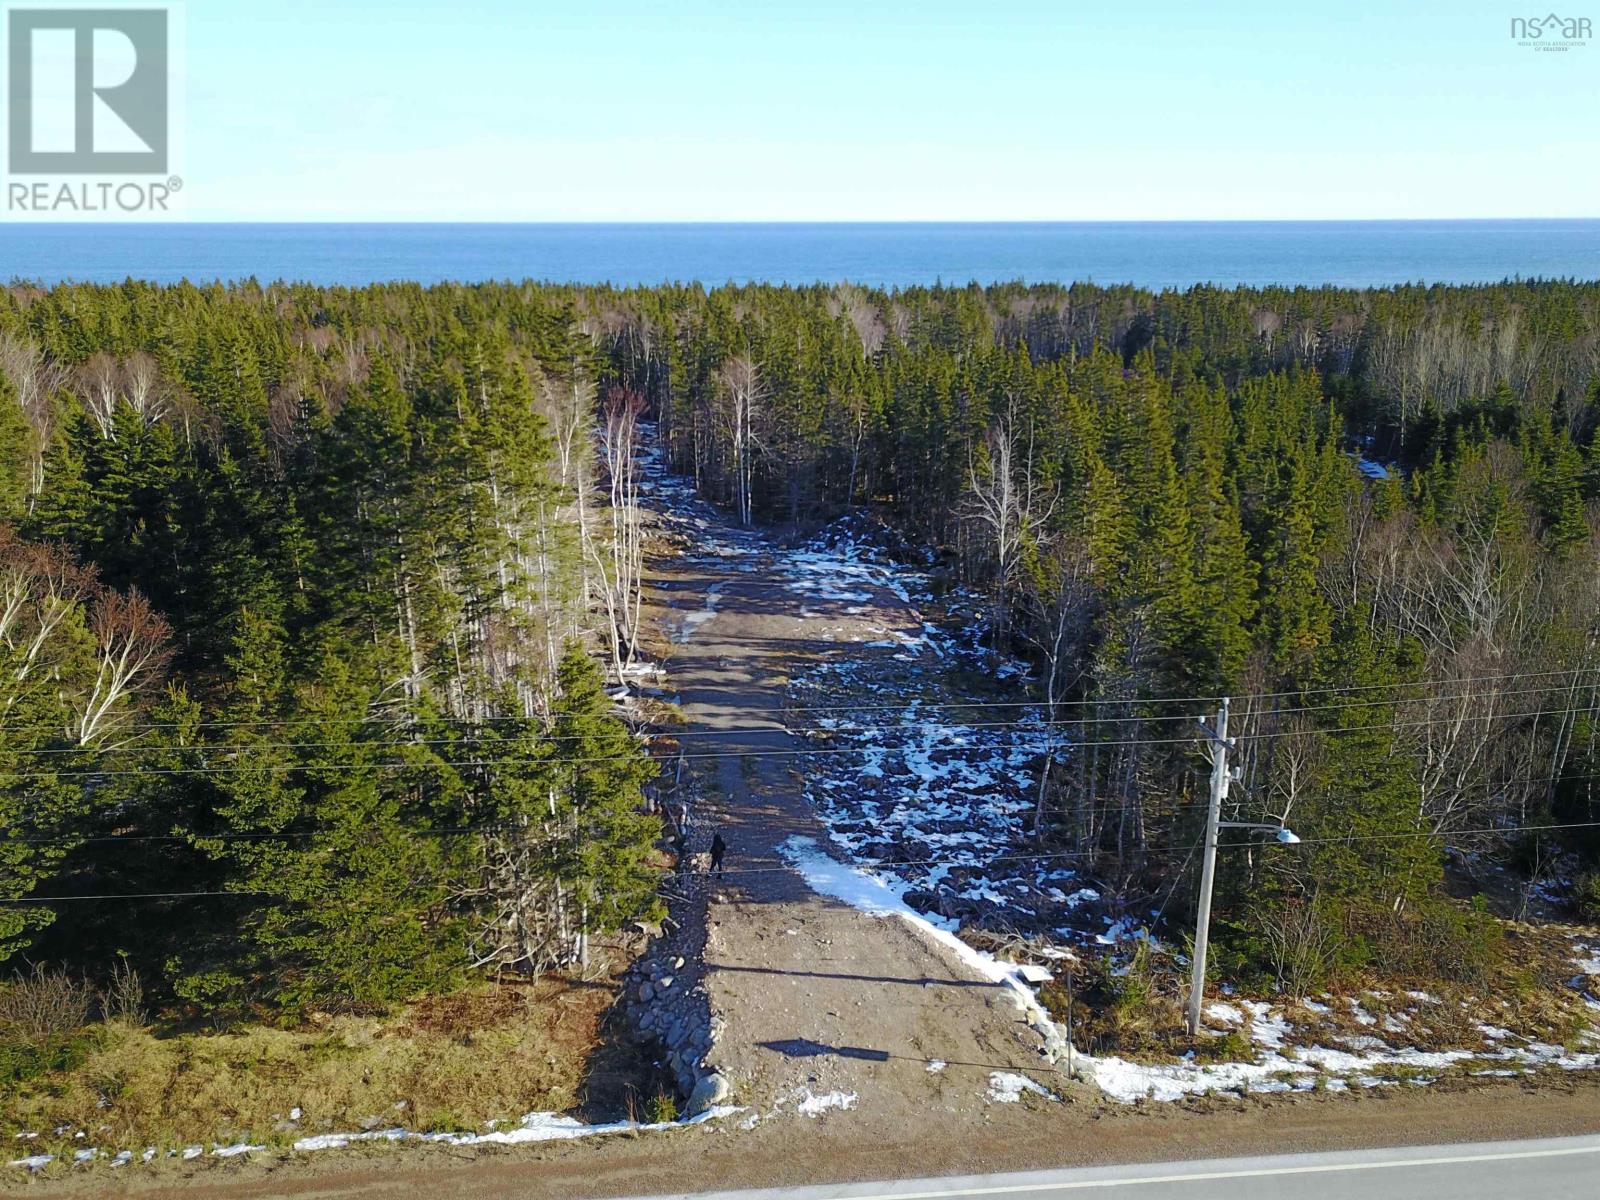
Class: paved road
633,1136,1600,1200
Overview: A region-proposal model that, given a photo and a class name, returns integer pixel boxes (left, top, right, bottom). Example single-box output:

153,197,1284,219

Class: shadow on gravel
760,1037,889,1061
756,1037,1066,1079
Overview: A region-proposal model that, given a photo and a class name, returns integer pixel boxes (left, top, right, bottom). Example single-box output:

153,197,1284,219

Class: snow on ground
1204,1002,1243,1025
636,435,747,561
8,1109,743,1171
631,427,766,665
765,514,1600,1107
986,1072,1058,1103
1091,987,1600,1103
761,515,1600,1105
292,1105,740,1152
1092,1037,1600,1104
779,518,1083,945
794,1089,858,1117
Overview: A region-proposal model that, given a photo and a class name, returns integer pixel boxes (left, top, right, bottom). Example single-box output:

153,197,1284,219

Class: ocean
2,220,1598,290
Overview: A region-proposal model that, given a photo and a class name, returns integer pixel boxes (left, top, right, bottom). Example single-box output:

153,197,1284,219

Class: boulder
686,1072,730,1115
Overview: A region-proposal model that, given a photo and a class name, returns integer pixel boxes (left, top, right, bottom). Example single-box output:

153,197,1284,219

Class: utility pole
1187,698,1232,1037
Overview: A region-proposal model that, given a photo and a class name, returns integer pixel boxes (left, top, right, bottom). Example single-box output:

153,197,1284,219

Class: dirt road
648,505,1057,1122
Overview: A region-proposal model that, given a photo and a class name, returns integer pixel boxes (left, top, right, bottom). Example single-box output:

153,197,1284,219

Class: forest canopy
1,274,1598,1015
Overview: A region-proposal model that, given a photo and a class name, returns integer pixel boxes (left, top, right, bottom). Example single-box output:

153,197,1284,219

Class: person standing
709,830,727,878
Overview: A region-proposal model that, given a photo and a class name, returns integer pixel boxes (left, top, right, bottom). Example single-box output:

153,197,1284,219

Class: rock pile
623,870,729,1113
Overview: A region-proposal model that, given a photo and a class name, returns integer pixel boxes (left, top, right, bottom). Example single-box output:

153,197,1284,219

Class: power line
0,665,1592,738
1,681,1580,760
774,665,1600,715
12,761,1600,849
9,819,1599,903
0,704,1583,780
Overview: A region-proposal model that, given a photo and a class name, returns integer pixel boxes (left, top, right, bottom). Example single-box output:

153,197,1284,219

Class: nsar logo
1510,12,1592,50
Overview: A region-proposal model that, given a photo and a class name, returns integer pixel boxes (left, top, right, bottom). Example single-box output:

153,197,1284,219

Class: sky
164,0,1600,220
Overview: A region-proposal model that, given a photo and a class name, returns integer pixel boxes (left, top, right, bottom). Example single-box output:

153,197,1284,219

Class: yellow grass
0,976,613,1161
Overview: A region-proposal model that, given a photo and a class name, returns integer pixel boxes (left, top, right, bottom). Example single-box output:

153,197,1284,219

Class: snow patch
292,1106,739,1152
795,1090,857,1117
1204,1002,1243,1026
986,1072,1057,1103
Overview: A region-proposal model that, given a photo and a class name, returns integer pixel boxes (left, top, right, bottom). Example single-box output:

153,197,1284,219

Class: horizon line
6,216,1600,228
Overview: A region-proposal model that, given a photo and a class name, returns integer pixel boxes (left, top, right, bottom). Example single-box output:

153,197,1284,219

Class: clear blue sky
180,0,1598,221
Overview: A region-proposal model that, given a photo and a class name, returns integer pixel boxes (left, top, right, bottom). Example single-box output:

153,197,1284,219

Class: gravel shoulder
29,1077,1600,1198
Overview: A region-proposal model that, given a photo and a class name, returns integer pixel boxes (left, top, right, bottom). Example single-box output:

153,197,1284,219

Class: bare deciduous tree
589,385,648,680
0,332,66,500
76,588,173,747
964,409,1055,643
716,355,764,526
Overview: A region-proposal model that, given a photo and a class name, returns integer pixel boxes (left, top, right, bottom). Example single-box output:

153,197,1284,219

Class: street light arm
1218,820,1300,844
1217,821,1285,831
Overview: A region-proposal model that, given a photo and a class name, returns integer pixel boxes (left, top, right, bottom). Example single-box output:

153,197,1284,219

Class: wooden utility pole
1187,698,1232,1037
